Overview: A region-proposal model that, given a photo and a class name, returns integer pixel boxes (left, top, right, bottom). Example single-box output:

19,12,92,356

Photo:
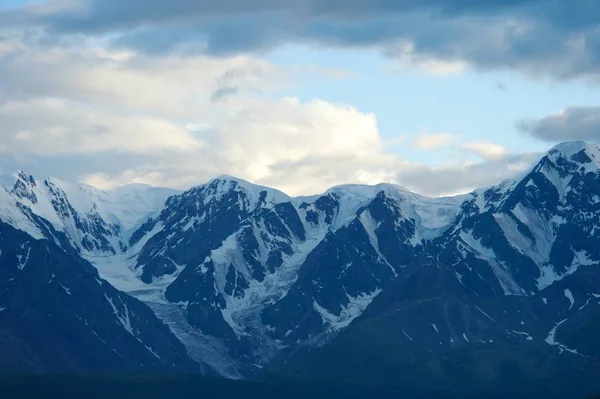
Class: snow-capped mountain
122,175,464,370
0,141,599,381
0,171,178,257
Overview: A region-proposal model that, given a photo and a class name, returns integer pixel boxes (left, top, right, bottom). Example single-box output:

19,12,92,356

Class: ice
104,294,135,336
475,306,496,322
303,182,462,241
579,298,592,311
540,165,572,203
538,249,595,291
455,271,465,287
359,209,396,276
545,318,567,346
60,284,71,295
459,231,525,295
494,213,544,264
564,289,575,310
0,172,176,257
144,345,162,360
543,318,584,355
432,324,439,333
0,187,44,239
313,289,382,330
510,204,557,266
550,141,600,173
211,221,329,340
16,243,31,270
511,330,532,340
463,333,469,342
207,176,290,210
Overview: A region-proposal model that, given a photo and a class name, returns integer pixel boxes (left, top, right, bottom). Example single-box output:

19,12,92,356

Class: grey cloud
258,151,541,197
518,107,600,142
211,86,239,102
3,0,600,79
395,153,541,196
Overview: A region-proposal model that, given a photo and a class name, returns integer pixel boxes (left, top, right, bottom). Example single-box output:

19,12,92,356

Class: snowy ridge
206,176,291,210
1,141,599,376
320,183,463,239
209,209,327,339
0,171,176,258
549,141,600,172
0,186,44,239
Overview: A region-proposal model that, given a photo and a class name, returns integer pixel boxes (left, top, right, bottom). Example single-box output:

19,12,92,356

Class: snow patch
60,284,71,295
313,289,382,330
564,289,575,310
16,243,31,270
545,318,585,355
545,319,567,346
105,294,135,336
475,306,496,322
459,231,525,295
359,210,397,277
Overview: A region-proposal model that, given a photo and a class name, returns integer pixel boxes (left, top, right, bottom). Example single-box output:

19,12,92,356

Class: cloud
3,0,600,79
461,141,508,160
0,98,204,155
0,29,542,197
517,106,600,142
412,133,460,150
394,152,541,196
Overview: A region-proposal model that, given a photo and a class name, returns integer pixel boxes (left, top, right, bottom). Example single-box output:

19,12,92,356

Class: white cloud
412,132,460,150
461,141,508,160
0,98,204,155
14,130,32,141
0,33,539,197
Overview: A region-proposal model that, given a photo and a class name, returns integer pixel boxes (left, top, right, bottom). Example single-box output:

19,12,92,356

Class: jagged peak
546,141,600,169
0,170,37,191
326,182,412,200
197,175,291,208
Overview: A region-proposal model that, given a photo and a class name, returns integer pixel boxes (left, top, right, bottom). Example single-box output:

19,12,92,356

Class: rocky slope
0,141,599,384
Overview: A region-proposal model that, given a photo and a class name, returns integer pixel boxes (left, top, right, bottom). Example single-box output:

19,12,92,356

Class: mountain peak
545,141,600,172
202,175,291,208
549,140,588,154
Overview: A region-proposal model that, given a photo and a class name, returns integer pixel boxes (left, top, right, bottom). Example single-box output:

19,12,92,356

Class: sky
0,0,599,197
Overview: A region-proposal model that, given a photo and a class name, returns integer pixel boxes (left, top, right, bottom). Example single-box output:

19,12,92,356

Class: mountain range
1,141,600,396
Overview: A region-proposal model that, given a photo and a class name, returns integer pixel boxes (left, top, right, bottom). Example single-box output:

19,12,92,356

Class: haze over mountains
1,141,600,395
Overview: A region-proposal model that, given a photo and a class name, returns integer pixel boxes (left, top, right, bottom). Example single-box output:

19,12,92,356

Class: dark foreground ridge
0,374,591,399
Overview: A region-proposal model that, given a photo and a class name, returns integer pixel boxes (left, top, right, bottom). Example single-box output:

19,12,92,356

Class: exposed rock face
0,142,599,381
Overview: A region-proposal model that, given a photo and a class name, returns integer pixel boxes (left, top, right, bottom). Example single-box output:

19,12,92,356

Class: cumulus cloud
0,25,543,197
3,0,600,80
517,107,600,142
412,133,460,150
